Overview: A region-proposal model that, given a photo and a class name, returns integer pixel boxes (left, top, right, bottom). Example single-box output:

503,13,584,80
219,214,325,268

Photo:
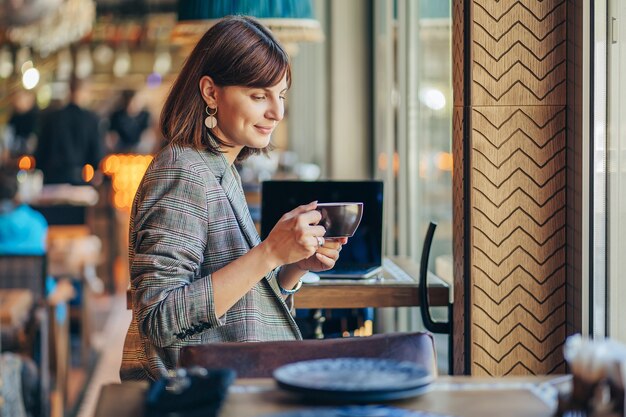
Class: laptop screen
260,180,384,272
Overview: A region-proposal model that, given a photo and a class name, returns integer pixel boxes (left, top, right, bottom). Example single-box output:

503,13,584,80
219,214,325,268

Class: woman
121,15,346,381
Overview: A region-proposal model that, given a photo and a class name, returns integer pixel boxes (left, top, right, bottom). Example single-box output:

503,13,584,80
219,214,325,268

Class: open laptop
261,180,384,279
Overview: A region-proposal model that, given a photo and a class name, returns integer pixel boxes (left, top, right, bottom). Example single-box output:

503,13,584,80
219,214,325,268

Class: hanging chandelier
7,0,96,55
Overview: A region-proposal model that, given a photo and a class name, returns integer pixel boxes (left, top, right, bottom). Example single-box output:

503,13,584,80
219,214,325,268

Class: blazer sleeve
130,160,221,348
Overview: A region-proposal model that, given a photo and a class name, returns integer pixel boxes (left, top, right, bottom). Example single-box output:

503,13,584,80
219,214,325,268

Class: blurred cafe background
0,0,454,416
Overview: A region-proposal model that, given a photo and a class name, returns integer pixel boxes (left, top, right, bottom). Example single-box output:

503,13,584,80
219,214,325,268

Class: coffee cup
316,202,363,238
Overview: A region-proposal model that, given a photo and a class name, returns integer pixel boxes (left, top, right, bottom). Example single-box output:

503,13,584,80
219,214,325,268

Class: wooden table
296,256,450,309
125,256,451,310
94,376,562,417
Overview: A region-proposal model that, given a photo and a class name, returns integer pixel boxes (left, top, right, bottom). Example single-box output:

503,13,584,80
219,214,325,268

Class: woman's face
211,74,287,159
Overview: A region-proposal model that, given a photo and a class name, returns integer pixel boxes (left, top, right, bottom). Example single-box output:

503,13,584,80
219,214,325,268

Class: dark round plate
261,405,448,417
273,358,433,403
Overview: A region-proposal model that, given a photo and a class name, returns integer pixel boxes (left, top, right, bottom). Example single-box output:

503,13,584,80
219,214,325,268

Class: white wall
327,0,371,179
288,0,328,173
288,0,371,180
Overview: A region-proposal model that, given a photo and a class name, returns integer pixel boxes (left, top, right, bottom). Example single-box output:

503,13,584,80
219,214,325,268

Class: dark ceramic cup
316,202,364,238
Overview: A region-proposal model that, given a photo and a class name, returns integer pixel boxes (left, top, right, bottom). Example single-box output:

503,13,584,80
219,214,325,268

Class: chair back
0,254,50,416
0,255,47,302
0,255,47,301
179,332,437,378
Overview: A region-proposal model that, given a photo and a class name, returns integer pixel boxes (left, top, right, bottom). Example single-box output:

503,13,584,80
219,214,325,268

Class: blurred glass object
418,86,446,111
16,169,44,204
37,84,52,109
75,45,94,79
153,48,172,76
15,46,31,74
0,45,13,78
294,163,321,181
56,48,73,81
93,44,114,65
113,46,131,77
22,67,40,90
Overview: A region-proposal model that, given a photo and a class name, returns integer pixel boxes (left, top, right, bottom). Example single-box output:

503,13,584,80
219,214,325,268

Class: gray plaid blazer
120,144,302,381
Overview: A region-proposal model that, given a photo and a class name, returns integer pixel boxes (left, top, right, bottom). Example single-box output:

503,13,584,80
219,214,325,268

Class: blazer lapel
221,167,288,300
197,148,285,300
220,163,260,250
196,148,259,249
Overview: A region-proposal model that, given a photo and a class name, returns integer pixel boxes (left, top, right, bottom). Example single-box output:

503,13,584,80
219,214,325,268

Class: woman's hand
262,201,326,267
294,237,348,272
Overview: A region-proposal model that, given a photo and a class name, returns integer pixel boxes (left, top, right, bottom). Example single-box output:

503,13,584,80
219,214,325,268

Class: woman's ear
199,76,218,107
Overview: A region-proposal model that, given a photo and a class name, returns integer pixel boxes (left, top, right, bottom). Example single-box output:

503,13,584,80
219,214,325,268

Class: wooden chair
0,254,50,417
0,254,47,299
179,332,437,378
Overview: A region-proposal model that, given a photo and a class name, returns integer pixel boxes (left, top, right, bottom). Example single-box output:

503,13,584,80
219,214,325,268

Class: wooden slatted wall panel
453,0,569,375
451,0,467,375
566,0,583,338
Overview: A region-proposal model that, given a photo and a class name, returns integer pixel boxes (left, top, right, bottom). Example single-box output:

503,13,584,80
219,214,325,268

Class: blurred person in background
0,168,47,254
34,76,104,185
6,90,39,158
107,89,152,154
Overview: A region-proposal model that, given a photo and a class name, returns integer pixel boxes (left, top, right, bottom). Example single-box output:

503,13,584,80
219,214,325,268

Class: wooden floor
52,293,130,417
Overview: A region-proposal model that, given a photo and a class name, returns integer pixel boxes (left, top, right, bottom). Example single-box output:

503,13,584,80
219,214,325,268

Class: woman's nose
266,98,284,122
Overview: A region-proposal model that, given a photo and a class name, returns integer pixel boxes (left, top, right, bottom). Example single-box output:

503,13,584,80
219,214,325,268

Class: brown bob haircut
160,15,291,161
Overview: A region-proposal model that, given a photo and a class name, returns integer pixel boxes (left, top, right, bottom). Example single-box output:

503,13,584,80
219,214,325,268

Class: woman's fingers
319,240,342,250
308,225,326,238
316,242,342,260
298,208,322,226
282,201,318,220
314,252,336,268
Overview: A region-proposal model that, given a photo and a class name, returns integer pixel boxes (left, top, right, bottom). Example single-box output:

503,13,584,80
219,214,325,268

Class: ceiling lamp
0,0,63,27
7,0,96,55
171,0,324,50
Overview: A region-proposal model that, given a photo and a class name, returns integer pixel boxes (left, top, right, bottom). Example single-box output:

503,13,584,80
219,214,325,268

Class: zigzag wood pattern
453,0,465,107
473,319,566,346
473,207,565,243
565,0,583,336
474,323,565,352
473,359,566,376
474,227,565,263
472,0,567,105
472,342,565,375
473,256,565,287
473,187,565,225
471,103,566,375
476,0,564,19
452,104,466,374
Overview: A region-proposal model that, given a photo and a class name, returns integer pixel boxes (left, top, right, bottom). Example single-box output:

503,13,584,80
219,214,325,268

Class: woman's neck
222,146,243,166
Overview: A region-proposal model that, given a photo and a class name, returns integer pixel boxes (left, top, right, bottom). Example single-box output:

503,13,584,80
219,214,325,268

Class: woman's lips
254,125,273,135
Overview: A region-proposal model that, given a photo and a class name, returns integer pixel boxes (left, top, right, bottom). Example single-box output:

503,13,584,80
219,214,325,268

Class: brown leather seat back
179,332,436,378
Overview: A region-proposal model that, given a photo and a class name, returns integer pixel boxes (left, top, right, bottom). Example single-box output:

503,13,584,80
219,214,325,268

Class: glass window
374,0,452,278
